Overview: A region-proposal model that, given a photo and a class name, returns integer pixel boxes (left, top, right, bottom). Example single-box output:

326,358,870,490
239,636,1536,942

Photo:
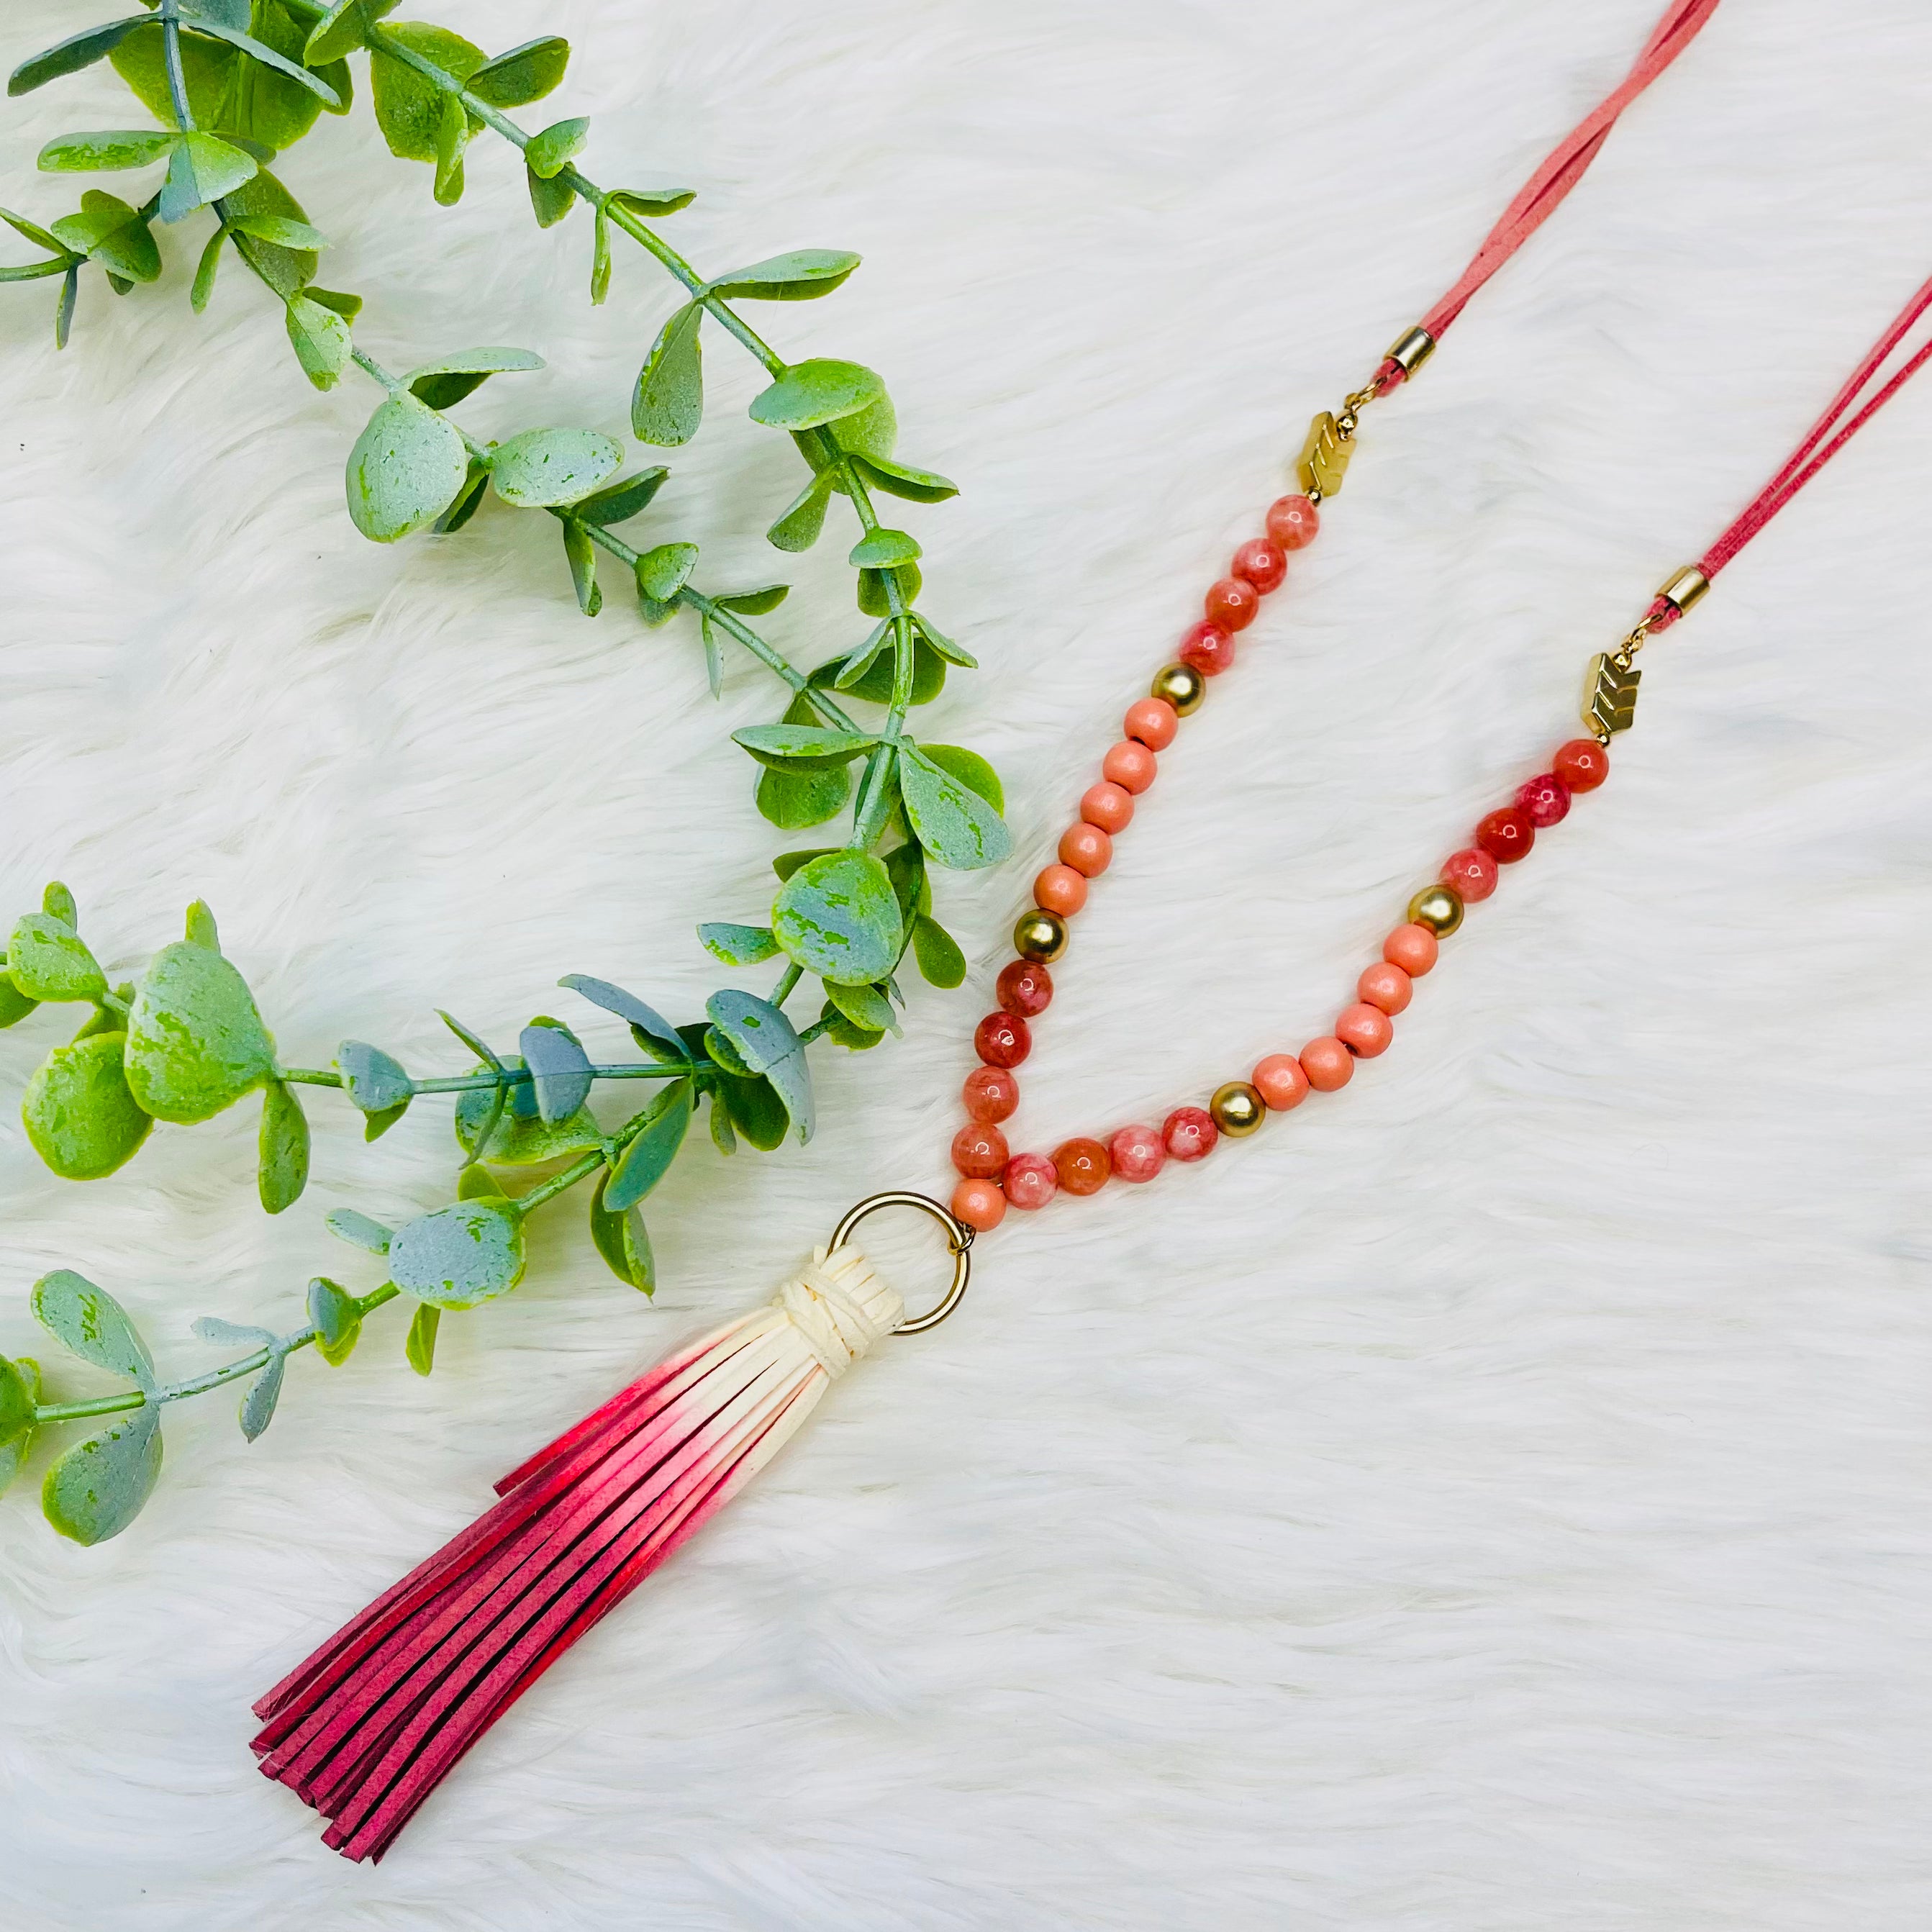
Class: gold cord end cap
1384,325,1436,376
1656,565,1710,614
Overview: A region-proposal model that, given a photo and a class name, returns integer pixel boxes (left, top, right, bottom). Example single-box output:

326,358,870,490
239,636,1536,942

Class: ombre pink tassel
251,1244,902,1862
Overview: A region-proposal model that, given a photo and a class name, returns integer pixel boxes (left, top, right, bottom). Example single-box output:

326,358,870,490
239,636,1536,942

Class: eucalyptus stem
159,0,196,135
514,1151,604,1217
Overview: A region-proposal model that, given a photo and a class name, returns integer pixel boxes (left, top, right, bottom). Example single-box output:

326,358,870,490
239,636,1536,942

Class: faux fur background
2,1,1929,1926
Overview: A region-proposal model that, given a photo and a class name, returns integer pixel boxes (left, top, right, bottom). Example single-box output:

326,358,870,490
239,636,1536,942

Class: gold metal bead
1208,1081,1266,1138
1151,661,1206,717
1013,907,1069,964
1656,563,1711,614
1384,325,1437,376
1406,881,1464,938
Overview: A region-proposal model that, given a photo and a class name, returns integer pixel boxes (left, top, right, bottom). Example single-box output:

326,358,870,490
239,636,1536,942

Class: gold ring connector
830,1190,974,1335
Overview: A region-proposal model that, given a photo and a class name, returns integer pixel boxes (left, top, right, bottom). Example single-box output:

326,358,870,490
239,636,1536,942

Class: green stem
160,0,196,135
676,586,859,731
770,963,803,1006
512,1150,605,1217
279,1067,344,1088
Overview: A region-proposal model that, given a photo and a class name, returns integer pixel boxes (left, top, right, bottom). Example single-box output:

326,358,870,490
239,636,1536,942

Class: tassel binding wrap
250,1243,902,1862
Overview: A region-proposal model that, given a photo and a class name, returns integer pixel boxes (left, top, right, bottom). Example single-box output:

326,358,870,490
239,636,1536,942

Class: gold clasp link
830,1191,974,1336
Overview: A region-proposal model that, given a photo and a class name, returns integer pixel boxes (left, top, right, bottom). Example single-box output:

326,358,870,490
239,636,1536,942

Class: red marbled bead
1474,807,1536,864
997,960,1053,1017
1163,1105,1218,1163
1205,576,1261,632
1178,620,1237,677
975,1011,1030,1069
1003,1151,1058,1210
1554,738,1610,793
1264,494,1320,550
1441,848,1498,903
951,1123,1010,1179
1053,1137,1112,1196
1109,1123,1166,1182
1516,772,1571,827
1231,538,1287,594
962,1064,1020,1123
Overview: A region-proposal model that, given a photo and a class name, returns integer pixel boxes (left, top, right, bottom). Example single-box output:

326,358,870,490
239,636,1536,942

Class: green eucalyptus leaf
237,1352,284,1441
632,301,704,446
452,1059,602,1165
222,168,318,298
23,1031,152,1181
467,35,570,109
849,528,921,569
707,991,812,1143
49,189,160,283
38,130,178,173
405,1301,440,1375
308,1276,360,1365
825,979,898,1037
304,0,371,66
604,1080,691,1212
766,474,833,552
124,938,276,1123
608,186,697,217
849,451,959,504
7,912,104,1002
697,923,781,966
911,613,978,669
457,1162,507,1201
183,900,219,950
818,1004,885,1051
32,1270,155,1388
527,163,575,229
706,249,859,301
229,214,327,250
191,226,225,312
158,132,257,224
771,850,902,985
337,1039,412,1117
0,1359,39,1495
718,1069,789,1149
897,745,1011,870
491,427,624,509
55,266,77,348
526,116,589,180
369,22,485,161
911,915,967,988
772,848,836,882
407,345,545,384
432,89,468,205
42,1406,160,1546
827,391,899,466
733,723,876,771
704,989,803,1076
1,208,66,255
883,841,928,920
756,763,849,830
833,630,947,708
257,1079,309,1214
635,540,699,603
9,18,149,97
346,395,472,543
389,1199,527,1310
0,980,40,1029
918,742,1004,812
715,584,789,616
557,976,686,1062
519,1020,594,1123
749,359,886,431
589,200,612,304
563,519,600,616
576,466,668,527
435,461,490,535
589,1171,654,1292
176,19,341,106
856,562,921,618
285,294,351,390
325,1209,392,1254
44,882,78,925
301,285,361,319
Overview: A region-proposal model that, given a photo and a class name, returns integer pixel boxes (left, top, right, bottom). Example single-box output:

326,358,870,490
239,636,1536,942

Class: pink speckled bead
1034,863,1088,917
1336,1002,1394,1058
1109,1123,1166,1182
951,1123,1010,1179
962,1064,1019,1123
952,1177,1007,1233
1232,537,1287,594
1205,576,1261,631
1163,1105,1218,1163
1357,961,1412,1015
1124,697,1179,750
1081,780,1135,834
1004,1151,1058,1210
1383,923,1438,977
1516,771,1572,827
1059,822,1113,877
1252,1053,1310,1112
1441,848,1497,903
1265,494,1320,550
1300,1036,1354,1092
1178,620,1236,677
1102,740,1157,794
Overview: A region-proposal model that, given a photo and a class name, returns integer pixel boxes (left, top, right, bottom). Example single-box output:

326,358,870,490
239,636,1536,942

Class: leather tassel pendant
251,1243,904,1862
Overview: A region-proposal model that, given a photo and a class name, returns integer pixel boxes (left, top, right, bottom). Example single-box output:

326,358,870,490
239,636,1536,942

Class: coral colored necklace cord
946,267,1932,1233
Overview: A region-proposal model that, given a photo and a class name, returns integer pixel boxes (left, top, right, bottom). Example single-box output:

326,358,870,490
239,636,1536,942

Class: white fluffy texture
1,0,1929,1923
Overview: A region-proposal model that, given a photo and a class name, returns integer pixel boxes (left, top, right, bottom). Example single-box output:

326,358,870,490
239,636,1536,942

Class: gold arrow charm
1295,411,1353,499
1582,651,1641,736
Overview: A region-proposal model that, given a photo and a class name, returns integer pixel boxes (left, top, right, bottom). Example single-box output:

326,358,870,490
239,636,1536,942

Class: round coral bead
975,1011,1030,1069
952,1177,1007,1233
1124,697,1179,751
1034,863,1088,917
1554,738,1610,793
1231,538,1287,594
1053,1137,1111,1197
1441,848,1498,903
1475,807,1536,864
1102,740,1158,794
1335,1002,1394,1058
1109,1123,1166,1182
951,1123,1010,1179
1059,822,1113,877
1205,576,1261,632
1251,1053,1310,1112
1357,961,1412,1015
997,960,1053,1018
1300,1037,1354,1092
1163,1106,1218,1163
1384,924,1438,977
1516,772,1571,827
962,1064,1019,1123
1265,494,1320,550
1177,620,1236,677
1081,780,1135,835
1003,1151,1058,1211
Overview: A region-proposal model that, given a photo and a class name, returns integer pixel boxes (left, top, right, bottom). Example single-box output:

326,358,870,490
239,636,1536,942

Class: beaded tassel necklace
242,1,1932,1864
